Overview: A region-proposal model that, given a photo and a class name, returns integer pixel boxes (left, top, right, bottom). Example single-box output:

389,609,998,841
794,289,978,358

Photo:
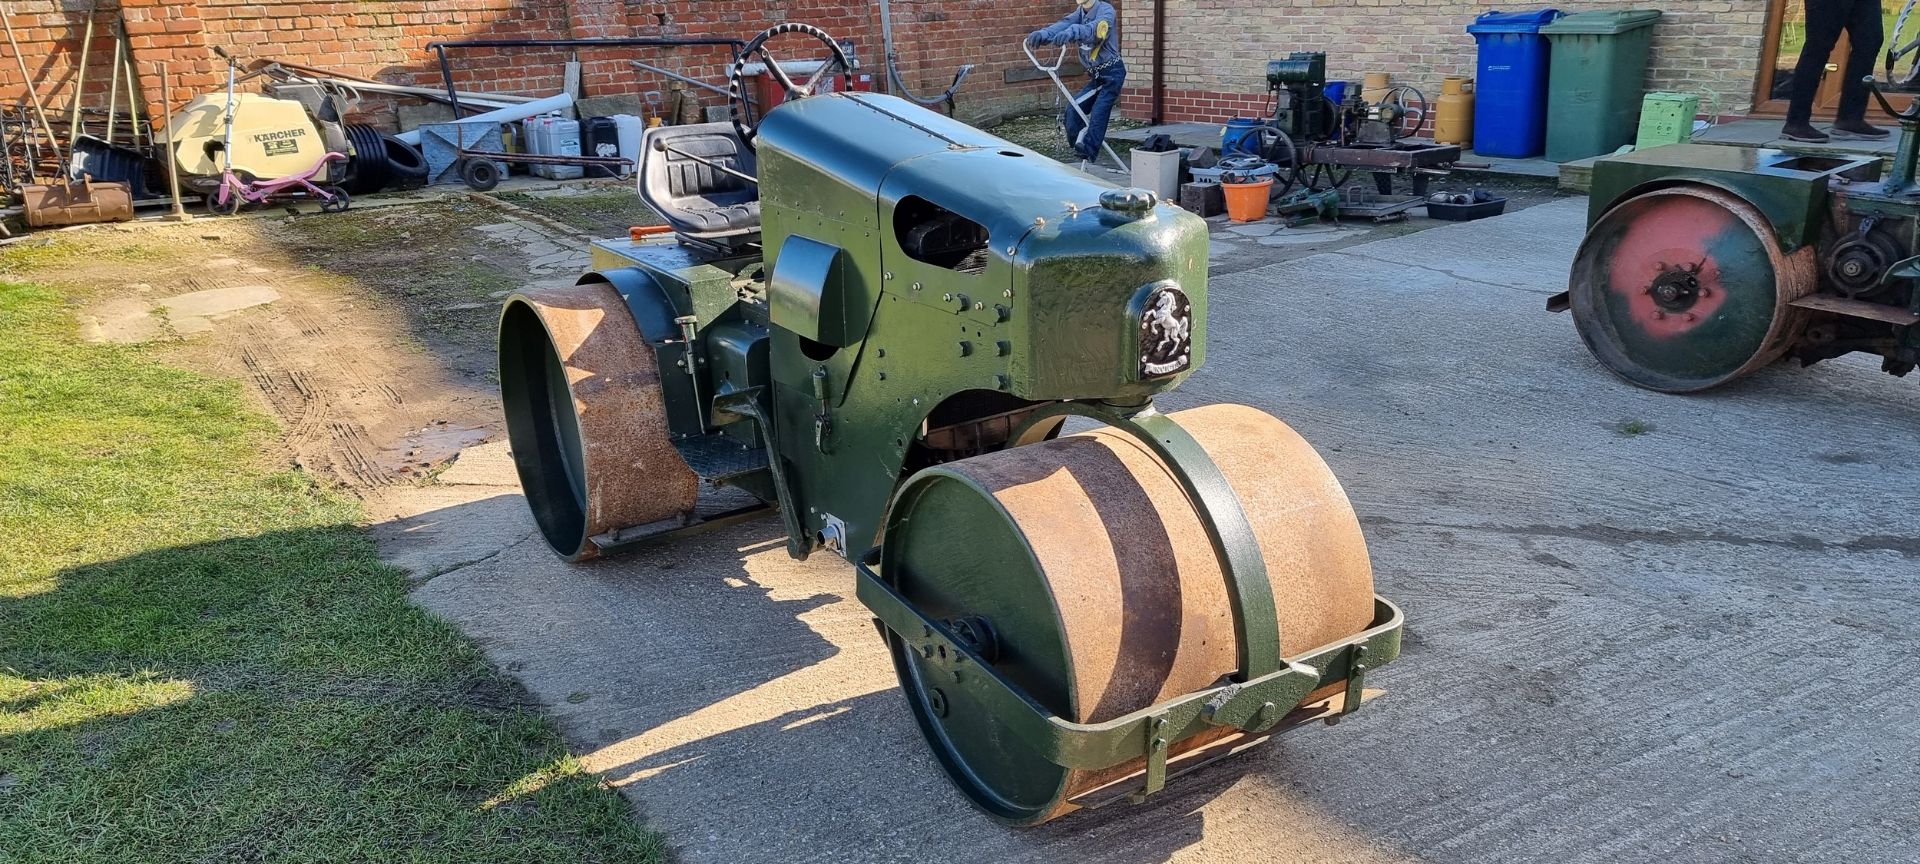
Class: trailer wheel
461,158,501,192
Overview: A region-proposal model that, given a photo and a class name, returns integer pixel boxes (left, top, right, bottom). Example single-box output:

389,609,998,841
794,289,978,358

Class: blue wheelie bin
1466,9,1562,158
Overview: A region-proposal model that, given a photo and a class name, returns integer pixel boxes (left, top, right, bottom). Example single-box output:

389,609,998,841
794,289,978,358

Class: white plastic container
613,114,643,170
546,117,584,180
1131,148,1181,201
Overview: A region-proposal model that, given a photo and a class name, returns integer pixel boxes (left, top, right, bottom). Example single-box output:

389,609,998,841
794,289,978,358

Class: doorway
1754,0,1912,117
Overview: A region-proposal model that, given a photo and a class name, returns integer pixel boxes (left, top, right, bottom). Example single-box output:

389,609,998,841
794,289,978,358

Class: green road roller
1552,79,1920,392
497,24,1402,824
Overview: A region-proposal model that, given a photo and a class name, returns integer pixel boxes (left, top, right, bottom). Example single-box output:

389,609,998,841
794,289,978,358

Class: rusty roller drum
498,282,699,560
879,403,1374,825
1568,185,1816,392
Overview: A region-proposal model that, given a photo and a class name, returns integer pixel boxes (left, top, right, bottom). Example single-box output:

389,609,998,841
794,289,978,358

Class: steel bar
630,59,748,103
650,138,757,184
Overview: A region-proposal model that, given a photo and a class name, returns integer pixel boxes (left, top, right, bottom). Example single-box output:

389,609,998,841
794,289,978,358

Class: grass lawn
0,277,661,861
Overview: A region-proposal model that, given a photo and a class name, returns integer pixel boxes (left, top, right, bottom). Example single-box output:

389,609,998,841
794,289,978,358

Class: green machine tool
497,24,1402,824
1551,79,1920,392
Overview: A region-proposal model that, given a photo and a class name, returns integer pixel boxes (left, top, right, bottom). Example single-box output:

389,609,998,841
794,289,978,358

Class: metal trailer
1549,79,1920,392
494,24,1402,825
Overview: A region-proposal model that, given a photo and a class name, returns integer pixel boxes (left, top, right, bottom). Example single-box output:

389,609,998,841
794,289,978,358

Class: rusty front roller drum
869,403,1380,825
1567,184,1816,392
498,281,699,561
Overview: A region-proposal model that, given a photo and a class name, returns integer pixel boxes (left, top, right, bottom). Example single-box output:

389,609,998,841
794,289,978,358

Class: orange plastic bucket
1222,179,1272,222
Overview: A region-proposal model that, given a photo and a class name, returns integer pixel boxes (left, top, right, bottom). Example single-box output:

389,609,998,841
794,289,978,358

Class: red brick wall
1,0,1081,152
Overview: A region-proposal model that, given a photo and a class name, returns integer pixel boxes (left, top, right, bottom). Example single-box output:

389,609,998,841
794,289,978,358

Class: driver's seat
637,123,759,245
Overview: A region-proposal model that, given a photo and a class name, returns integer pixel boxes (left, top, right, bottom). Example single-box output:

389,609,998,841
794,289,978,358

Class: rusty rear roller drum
498,282,699,561
879,403,1374,824
1567,185,1816,392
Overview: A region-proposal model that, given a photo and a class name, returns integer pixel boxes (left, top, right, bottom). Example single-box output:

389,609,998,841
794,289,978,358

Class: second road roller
495,24,1403,824
1552,78,1920,392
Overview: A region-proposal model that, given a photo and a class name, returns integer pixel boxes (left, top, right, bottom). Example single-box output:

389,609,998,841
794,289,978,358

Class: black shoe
1830,119,1891,139
1781,122,1829,143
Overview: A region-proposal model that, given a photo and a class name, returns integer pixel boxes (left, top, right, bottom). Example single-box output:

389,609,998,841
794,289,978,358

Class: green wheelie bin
1540,10,1663,162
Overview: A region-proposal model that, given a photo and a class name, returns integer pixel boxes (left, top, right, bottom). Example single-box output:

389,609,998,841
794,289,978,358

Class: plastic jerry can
582,116,621,178
546,118,584,180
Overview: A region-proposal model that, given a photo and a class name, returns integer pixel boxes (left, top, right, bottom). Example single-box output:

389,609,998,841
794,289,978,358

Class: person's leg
1065,76,1099,159
1080,65,1125,161
1833,0,1889,135
1785,0,1848,138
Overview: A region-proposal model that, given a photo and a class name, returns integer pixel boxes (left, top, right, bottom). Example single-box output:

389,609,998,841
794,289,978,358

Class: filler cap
1099,187,1157,217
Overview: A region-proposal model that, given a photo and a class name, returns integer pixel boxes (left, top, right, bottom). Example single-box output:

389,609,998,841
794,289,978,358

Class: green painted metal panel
1585,144,1865,252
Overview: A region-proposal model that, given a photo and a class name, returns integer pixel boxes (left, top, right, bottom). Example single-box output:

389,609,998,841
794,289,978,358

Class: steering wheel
728,23,854,149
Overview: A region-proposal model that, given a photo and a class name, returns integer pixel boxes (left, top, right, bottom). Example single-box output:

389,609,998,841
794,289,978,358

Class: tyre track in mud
59,204,585,500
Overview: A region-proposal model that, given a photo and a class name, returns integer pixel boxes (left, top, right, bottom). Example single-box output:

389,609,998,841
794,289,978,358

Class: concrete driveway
402,198,1920,863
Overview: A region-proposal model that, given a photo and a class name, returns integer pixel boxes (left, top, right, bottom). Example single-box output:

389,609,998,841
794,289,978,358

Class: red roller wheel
1566,185,1815,392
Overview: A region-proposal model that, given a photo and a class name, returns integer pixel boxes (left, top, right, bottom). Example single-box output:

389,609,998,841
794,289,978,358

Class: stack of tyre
342,124,430,194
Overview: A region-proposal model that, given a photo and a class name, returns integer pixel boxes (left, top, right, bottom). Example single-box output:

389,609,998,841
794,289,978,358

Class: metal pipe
1151,0,1166,124
652,138,757,184
436,44,460,115
630,59,744,102
877,0,896,95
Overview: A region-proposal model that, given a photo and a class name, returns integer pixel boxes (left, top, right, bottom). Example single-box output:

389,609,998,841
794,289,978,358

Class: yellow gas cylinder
1435,76,1475,147
1361,72,1392,106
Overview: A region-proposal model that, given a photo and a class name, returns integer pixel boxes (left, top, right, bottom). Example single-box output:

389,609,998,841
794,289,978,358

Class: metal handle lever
1022,37,1069,74
1863,75,1920,120
652,139,759,184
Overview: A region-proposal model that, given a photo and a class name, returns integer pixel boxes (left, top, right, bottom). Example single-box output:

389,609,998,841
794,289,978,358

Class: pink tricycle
204,150,351,216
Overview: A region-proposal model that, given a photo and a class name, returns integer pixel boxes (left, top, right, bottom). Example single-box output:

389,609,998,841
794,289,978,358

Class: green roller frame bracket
856,561,1403,797
860,400,1404,802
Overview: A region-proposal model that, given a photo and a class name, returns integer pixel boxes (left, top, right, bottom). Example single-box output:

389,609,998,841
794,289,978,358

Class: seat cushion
678,201,761,232
640,123,761,240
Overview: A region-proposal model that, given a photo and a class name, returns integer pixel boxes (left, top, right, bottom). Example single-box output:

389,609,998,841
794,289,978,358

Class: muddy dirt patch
3,200,589,498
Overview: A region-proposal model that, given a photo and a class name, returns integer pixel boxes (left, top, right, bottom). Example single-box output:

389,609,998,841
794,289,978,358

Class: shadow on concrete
403,496,1350,862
